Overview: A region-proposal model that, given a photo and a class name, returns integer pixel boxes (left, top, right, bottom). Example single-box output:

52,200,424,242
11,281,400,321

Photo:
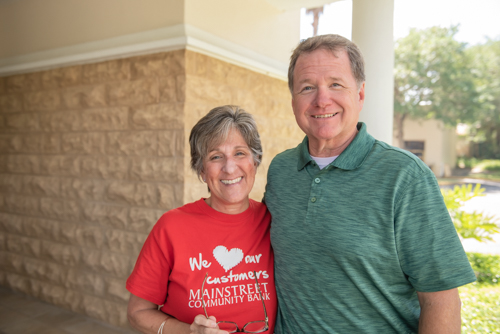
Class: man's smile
312,112,339,119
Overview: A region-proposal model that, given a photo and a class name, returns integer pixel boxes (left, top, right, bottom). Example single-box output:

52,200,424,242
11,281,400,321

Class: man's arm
417,288,462,334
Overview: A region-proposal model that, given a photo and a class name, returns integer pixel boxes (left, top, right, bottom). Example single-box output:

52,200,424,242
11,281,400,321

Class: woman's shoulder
249,198,267,211
248,199,271,222
155,199,206,228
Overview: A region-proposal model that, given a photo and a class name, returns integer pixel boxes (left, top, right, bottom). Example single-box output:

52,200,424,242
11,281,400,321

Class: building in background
393,119,457,177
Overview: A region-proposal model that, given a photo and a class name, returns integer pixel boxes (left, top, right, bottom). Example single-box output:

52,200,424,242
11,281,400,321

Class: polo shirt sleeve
394,169,476,292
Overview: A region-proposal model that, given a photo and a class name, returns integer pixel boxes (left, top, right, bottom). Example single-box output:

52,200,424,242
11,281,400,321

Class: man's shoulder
269,145,301,166
371,139,431,174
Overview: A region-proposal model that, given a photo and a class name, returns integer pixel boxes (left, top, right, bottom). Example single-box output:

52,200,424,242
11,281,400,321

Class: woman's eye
209,155,221,160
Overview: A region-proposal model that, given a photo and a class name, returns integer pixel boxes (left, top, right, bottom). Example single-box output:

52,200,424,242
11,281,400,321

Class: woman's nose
222,157,237,173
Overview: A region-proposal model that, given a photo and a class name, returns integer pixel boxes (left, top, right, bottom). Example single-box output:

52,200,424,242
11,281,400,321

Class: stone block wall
0,49,303,329
183,50,303,203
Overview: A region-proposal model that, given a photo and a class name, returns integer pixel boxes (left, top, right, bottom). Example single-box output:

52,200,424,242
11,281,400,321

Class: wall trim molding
0,24,288,80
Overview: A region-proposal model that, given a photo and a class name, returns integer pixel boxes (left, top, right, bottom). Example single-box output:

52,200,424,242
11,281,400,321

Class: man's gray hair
288,34,366,94
189,105,262,180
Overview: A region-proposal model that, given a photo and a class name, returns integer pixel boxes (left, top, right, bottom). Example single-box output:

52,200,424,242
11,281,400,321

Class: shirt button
314,178,320,183
311,197,317,203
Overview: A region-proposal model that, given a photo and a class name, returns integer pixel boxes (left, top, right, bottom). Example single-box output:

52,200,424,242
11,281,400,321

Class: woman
126,106,277,334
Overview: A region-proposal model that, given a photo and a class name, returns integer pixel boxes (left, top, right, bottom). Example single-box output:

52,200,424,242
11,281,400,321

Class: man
264,34,476,333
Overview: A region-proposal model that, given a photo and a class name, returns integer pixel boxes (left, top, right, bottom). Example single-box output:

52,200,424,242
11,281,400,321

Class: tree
394,26,478,148
465,39,500,158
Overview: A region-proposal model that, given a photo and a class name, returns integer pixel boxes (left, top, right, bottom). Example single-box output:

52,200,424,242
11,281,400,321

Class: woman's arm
127,294,229,334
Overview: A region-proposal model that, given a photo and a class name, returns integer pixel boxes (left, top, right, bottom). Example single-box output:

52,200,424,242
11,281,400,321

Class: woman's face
201,128,257,214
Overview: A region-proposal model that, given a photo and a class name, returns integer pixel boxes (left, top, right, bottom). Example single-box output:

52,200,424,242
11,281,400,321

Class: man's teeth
221,177,242,185
313,113,338,118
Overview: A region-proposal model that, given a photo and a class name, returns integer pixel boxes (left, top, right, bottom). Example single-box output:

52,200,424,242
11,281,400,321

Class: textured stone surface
129,157,183,182
61,84,107,110
0,94,23,112
81,107,130,131
82,203,129,229
82,59,131,84
158,129,184,157
130,103,184,130
0,49,302,330
128,207,163,233
61,132,105,155
4,112,39,131
5,73,42,93
105,131,158,156
108,78,159,107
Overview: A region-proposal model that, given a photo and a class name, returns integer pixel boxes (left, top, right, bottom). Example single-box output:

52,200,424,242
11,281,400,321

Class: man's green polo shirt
264,123,476,334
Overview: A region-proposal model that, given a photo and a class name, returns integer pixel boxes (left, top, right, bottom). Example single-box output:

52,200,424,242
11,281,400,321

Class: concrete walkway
440,178,500,255
0,286,138,334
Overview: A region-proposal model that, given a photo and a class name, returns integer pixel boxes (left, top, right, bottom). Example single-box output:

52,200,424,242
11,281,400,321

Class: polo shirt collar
297,122,375,171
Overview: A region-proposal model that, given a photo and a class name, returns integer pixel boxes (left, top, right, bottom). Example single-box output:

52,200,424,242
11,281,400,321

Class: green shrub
457,157,480,169
467,252,500,285
457,158,500,171
460,284,500,332
474,159,500,172
441,184,499,242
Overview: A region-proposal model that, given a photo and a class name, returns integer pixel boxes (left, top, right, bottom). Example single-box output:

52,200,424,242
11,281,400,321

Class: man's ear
359,82,365,102
358,82,366,110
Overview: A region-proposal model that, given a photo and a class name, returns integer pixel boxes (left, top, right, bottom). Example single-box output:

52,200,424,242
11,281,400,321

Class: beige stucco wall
185,0,299,63
0,0,183,58
0,49,301,329
0,0,298,64
393,118,457,177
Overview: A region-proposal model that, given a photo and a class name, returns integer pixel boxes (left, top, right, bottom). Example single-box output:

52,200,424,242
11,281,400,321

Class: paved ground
0,286,138,334
440,178,500,255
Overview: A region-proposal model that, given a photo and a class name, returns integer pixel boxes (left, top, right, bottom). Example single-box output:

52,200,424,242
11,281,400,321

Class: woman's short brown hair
189,105,262,180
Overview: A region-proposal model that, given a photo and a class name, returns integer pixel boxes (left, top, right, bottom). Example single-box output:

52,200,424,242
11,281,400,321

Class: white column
352,0,394,144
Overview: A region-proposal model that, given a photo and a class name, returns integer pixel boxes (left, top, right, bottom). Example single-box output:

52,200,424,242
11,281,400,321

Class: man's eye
303,86,313,91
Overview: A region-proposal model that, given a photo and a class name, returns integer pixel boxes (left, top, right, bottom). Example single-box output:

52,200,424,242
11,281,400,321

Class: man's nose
314,86,332,108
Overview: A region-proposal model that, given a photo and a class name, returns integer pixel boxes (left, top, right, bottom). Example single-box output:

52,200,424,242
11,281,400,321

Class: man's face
291,48,365,155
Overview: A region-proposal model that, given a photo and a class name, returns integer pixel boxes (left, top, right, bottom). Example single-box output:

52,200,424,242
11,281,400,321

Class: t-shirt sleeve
126,218,171,305
394,169,476,292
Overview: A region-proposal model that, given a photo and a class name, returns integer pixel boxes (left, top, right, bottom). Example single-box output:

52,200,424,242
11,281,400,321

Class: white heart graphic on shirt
213,246,244,272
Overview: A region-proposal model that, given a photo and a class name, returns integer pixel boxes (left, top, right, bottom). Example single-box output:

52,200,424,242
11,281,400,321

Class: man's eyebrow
328,76,345,82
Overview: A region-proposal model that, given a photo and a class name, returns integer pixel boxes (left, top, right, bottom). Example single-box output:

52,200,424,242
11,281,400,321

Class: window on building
404,141,425,159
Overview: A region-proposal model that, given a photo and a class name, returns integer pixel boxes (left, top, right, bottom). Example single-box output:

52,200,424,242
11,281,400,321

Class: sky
301,0,500,45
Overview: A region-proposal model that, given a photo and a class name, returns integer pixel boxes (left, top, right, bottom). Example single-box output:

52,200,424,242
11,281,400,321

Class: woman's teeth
221,177,242,185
